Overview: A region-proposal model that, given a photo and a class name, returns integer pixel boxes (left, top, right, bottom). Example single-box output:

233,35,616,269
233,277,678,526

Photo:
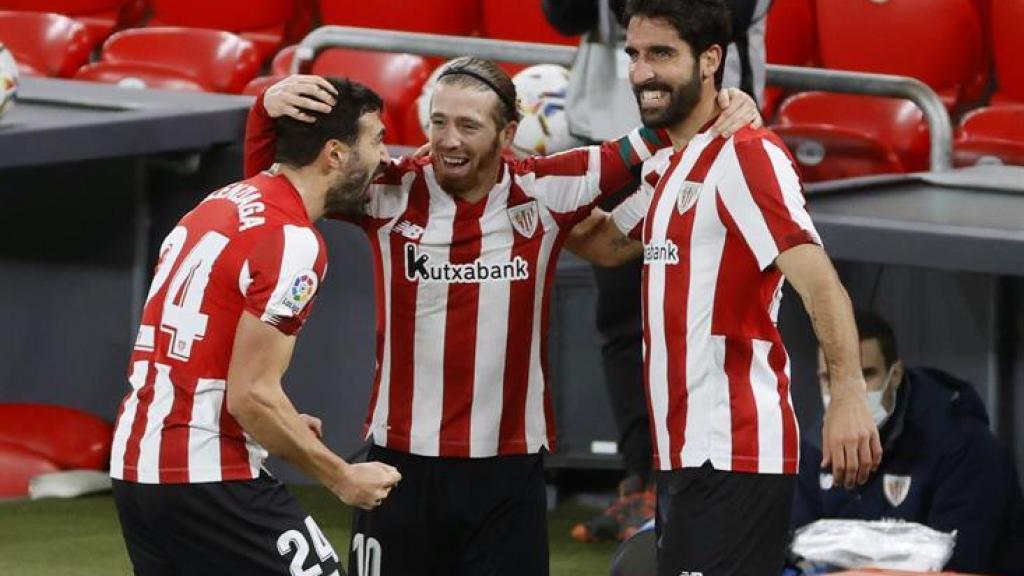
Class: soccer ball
511,64,582,157
0,42,19,121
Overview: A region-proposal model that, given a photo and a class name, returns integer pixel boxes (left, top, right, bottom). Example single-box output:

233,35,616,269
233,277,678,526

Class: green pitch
0,486,617,575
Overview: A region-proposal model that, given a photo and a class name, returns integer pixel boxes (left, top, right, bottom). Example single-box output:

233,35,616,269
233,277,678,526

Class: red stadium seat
149,0,302,62
0,442,60,499
991,0,1024,104
0,0,141,47
772,92,930,182
74,27,261,93
0,11,91,78
269,44,298,76
966,0,994,104
480,0,579,45
319,0,480,36
954,105,1024,166
815,0,984,111
763,0,817,117
0,403,114,471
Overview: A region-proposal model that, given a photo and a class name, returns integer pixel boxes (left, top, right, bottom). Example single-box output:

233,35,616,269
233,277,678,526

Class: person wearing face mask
791,309,1024,575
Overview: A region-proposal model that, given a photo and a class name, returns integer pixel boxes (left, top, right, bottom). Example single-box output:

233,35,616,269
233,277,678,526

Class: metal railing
294,26,576,69
765,65,952,171
295,26,953,172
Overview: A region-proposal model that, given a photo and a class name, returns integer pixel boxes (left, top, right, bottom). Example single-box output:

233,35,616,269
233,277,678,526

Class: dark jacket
792,367,1024,575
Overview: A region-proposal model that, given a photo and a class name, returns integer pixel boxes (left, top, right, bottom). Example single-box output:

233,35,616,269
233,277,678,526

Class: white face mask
823,365,897,428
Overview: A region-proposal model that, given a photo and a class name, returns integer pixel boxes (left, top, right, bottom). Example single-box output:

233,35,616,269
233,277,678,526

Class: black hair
624,0,733,89
854,309,900,368
274,77,383,167
434,56,521,126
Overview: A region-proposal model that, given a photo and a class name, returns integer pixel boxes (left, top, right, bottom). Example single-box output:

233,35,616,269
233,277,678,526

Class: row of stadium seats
765,0,1024,178
7,0,1017,107
764,0,1009,113
0,0,576,63
1,0,1022,174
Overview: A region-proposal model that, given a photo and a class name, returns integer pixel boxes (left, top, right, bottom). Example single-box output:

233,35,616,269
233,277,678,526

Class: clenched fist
334,461,402,510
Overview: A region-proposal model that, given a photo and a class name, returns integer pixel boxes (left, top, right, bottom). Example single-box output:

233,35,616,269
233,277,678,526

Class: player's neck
665,92,722,150
278,166,325,221
452,163,501,204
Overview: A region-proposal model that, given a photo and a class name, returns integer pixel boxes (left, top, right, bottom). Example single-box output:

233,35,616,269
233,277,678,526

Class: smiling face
625,15,706,130
428,82,515,196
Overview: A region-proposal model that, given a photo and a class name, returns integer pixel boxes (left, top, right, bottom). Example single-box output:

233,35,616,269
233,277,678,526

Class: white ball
511,64,582,157
0,42,19,121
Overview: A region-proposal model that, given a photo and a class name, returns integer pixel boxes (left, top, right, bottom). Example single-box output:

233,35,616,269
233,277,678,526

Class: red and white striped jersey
110,173,328,484
612,126,821,474
244,96,667,458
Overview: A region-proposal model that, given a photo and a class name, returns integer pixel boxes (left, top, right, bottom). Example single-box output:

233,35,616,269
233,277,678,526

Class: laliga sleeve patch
277,269,319,316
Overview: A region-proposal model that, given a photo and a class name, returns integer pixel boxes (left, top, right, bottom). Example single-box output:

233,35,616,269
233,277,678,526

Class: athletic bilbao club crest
508,201,539,238
677,181,702,214
819,472,834,491
883,474,912,507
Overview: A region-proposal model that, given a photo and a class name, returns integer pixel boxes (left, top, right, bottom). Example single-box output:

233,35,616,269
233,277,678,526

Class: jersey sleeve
512,126,670,229
244,91,277,179
610,171,655,241
716,133,822,271
240,225,327,336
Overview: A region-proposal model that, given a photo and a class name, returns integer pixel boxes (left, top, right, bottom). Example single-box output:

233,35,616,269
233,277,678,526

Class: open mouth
639,89,670,108
440,155,470,168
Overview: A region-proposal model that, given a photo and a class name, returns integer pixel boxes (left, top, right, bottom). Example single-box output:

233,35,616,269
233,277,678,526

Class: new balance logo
393,220,425,240
404,243,529,283
643,239,680,264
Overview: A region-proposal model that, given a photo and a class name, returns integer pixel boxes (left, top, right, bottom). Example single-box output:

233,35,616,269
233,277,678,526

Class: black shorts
655,463,795,576
348,445,548,576
112,473,345,576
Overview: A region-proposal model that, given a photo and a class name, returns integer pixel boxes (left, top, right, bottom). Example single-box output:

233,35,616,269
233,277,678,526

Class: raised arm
244,75,339,178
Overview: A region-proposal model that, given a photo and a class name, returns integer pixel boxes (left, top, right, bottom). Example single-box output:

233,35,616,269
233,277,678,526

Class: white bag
791,519,956,572
564,0,640,142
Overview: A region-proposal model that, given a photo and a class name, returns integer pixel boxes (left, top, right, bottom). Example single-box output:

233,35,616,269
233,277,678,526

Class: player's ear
700,45,723,84
498,120,518,151
323,139,350,168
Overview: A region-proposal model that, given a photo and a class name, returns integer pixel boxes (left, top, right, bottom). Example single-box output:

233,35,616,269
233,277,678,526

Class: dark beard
325,167,371,218
634,67,702,130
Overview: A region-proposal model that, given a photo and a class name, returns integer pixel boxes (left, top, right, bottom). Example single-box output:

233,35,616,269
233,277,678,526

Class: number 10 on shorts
351,533,381,576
